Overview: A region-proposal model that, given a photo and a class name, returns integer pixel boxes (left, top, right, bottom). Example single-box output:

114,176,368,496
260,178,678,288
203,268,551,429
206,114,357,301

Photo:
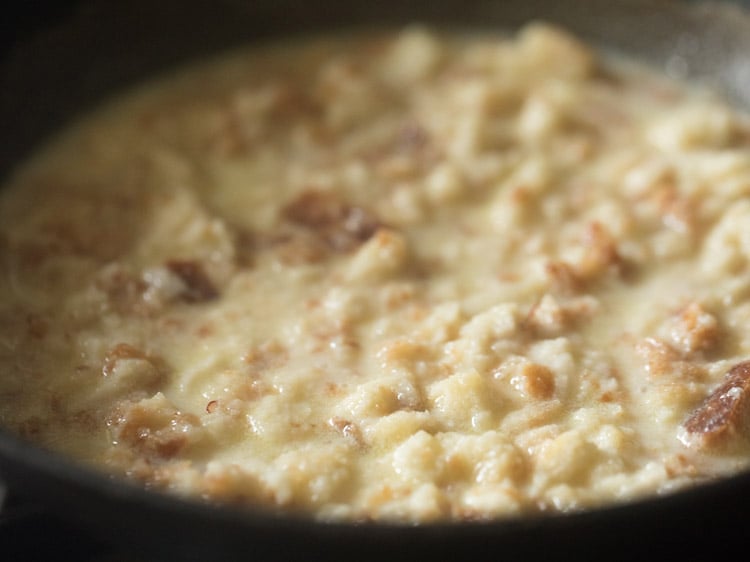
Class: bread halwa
2,24,750,522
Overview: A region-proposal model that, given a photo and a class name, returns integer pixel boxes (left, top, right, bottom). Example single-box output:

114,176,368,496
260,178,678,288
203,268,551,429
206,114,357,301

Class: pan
2,1,750,560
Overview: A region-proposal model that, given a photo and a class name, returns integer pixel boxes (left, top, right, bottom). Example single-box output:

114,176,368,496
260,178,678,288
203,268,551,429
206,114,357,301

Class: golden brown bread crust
682,361,750,449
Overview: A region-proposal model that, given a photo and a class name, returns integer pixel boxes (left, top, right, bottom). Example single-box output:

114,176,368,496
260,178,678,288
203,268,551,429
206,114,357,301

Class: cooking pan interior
2,0,750,560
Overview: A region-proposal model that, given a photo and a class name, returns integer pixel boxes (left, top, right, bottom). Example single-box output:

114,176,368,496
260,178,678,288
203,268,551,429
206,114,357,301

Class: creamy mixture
1,24,750,522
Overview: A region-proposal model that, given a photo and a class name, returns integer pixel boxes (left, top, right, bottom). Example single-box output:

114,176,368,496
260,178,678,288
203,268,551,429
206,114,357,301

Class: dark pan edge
2,425,750,561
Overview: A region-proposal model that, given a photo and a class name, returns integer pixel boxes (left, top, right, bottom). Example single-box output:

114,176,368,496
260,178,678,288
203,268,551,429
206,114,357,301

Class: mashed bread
1,24,750,522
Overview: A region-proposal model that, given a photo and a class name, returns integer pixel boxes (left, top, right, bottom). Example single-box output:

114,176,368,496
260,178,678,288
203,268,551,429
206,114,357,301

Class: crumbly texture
2,24,750,522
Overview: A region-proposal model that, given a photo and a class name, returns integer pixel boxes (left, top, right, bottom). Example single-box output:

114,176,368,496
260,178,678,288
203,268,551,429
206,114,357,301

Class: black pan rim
3,411,750,535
